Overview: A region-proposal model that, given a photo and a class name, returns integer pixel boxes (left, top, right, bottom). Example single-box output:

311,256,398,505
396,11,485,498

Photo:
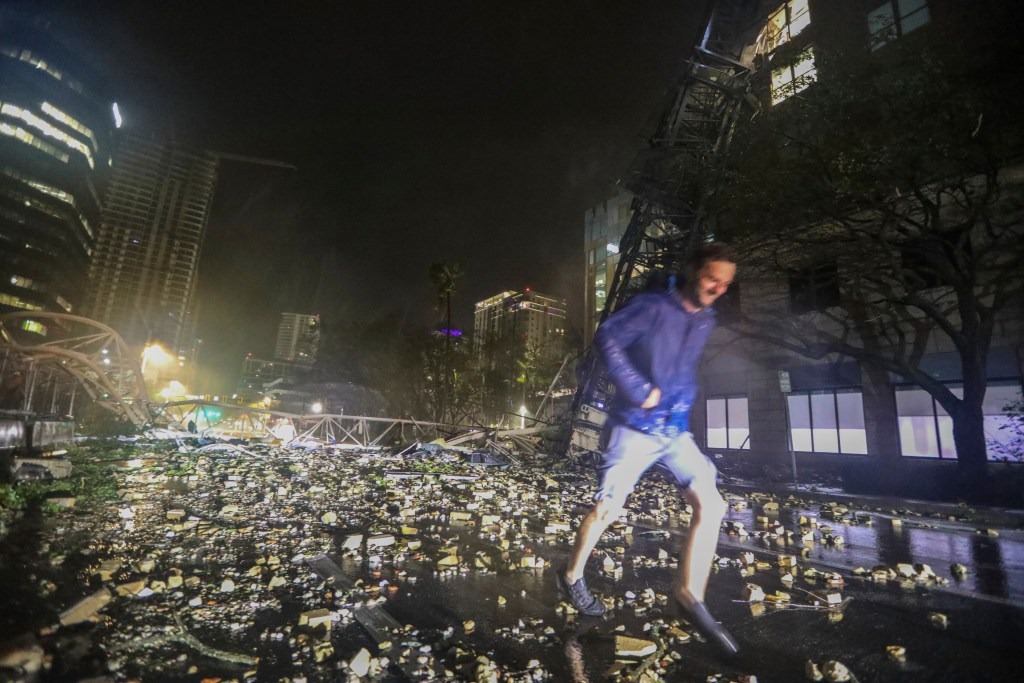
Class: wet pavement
1,438,1022,681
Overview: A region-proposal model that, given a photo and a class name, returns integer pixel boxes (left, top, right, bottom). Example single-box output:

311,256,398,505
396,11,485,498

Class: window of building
706,396,751,450
0,292,42,311
9,274,37,290
760,0,812,53
868,0,930,51
771,46,817,105
788,261,839,313
0,121,70,164
1,103,95,168
787,390,868,454
21,319,46,336
896,381,1022,460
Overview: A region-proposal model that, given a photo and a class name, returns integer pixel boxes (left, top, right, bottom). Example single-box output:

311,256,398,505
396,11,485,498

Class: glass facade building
0,11,113,332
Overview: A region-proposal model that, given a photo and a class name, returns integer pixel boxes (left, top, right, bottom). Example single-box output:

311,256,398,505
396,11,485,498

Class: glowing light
311,401,323,414
0,103,95,168
141,343,172,376
159,381,187,401
606,241,619,255
112,102,122,128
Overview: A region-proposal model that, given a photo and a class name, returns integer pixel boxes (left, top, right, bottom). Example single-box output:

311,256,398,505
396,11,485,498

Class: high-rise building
473,289,567,362
0,11,113,333
583,190,632,342
275,312,320,365
86,130,218,359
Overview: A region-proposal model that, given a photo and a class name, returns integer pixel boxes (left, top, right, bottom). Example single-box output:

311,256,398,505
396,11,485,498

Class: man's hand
640,387,661,409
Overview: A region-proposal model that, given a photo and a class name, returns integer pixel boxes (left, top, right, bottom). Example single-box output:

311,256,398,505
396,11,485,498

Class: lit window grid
1,103,95,168
0,292,43,311
41,101,99,152
770,47,817,105
0,46,84,92
0,186,93,254
1,166,93,239
787,390,868,454
706,396,751,450
759,0,811,53
9,274,37,289
20,319,46,335
0,121,70,164
896,382,1022,460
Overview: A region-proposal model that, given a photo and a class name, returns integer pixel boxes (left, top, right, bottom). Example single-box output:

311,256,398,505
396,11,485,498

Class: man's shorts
595,425,717,503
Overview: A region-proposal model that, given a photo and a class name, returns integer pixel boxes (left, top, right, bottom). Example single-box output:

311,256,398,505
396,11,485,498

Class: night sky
28,0,704,391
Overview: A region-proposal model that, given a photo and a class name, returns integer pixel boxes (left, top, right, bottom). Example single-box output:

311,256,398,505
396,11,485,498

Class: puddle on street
714,503,1024,605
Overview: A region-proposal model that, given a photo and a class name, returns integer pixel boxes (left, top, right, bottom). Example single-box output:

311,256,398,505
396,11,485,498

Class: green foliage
989,400,1024,463
710,44,1005,238
0,484,25,511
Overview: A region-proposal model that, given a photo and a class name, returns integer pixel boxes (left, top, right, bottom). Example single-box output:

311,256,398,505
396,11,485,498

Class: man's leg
559,426,661,615
560,498,621,616
565,497,624,582
675,477,728,606
660,433,738,655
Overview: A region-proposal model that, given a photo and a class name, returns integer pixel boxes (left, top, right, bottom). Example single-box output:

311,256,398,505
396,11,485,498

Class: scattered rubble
0,436,1013,681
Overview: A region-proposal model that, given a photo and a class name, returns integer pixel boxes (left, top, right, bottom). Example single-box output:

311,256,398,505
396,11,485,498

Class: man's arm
594,299,658,407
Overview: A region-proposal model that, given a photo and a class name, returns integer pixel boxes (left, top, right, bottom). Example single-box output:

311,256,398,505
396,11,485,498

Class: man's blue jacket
594,289,717,435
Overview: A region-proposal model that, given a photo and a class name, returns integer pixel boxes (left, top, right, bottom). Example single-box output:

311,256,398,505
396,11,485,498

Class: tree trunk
952,346,990,487
950,399,988,486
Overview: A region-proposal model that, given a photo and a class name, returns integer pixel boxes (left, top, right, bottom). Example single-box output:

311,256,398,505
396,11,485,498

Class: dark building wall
691,0,1023,480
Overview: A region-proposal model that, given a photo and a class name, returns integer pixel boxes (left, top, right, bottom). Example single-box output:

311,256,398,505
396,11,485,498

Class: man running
559,242,739,656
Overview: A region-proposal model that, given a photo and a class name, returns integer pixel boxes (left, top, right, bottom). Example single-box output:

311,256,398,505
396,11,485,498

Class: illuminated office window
706,396,751,450
0,121,70,163
21,320,47,336
896,382,1022,460
788,390,867,454
771,46,817,105
0,293,43,311
760,0,812,53
1,103,95,168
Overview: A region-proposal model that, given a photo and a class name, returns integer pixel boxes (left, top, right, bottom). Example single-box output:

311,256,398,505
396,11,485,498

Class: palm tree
428,261,464,423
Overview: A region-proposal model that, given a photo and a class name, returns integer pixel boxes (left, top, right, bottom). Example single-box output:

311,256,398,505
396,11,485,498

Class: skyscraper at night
583,190,632,343
0,11,113,333
274,312,320,365
86,130,218,359
473,289,567,362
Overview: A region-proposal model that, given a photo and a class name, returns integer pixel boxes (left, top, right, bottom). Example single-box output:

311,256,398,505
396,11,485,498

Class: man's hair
642,242,733,293
685,241,733,275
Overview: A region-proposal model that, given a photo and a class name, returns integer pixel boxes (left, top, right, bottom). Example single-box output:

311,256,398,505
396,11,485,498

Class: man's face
689,259,736,309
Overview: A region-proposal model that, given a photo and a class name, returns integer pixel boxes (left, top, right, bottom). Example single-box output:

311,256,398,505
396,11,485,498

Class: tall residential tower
275,312,320,365
87,130,218,359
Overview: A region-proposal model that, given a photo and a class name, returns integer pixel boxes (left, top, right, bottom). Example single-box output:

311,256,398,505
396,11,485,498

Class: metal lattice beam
0,312,151,426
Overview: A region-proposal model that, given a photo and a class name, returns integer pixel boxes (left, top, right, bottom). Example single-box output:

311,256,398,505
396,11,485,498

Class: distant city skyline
4,2,706,392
